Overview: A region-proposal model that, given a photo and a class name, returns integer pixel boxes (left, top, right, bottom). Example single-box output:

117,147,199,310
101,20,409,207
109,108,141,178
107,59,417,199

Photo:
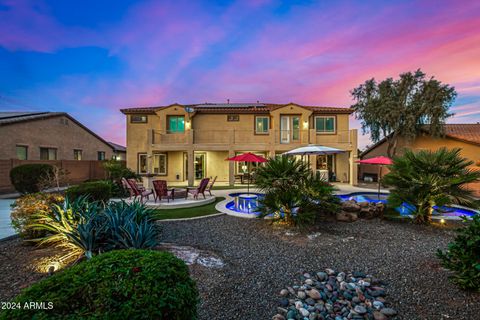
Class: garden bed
1,216,479,319
160,216,480,320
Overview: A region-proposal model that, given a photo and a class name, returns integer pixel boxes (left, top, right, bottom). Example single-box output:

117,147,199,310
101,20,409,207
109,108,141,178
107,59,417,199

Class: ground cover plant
153,197,225,220
0,250,199,320
383,147,480,224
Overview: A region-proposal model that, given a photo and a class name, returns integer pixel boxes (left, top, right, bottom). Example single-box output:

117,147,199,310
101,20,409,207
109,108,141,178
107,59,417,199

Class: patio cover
283,145,345,156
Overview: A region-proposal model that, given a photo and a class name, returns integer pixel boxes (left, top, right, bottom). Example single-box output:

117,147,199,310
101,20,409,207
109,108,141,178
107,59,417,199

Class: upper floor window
255,116,269,134
315,116,335,133
138,153,147,174
74,149,82,160
97,151,106,160
131,115,147,123
153,153,167,175
16,145,28,160
167,116,185,133
40,147,57,160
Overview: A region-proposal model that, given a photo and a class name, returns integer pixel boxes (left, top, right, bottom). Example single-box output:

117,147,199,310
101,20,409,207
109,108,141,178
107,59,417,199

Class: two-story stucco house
120,102,358,186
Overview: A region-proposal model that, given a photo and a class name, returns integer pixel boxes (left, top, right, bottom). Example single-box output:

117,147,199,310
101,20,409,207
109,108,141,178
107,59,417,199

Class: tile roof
120,103,353,114
442,124,480,145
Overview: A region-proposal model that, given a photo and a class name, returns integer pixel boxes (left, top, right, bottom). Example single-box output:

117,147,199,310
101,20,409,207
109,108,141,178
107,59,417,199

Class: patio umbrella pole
378,166,382,199
247,162,250,194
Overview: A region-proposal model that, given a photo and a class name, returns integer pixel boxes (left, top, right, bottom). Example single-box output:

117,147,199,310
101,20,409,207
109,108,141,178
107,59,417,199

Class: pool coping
217,190,479,220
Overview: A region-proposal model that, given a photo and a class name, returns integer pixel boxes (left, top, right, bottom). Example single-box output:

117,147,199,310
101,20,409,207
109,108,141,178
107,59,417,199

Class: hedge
0,250,199,320
65,180,112,202
10,164,54,194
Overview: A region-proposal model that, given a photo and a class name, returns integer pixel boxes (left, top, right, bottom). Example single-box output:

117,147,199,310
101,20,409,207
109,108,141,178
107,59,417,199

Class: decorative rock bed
337,200,385,222
273,269,397,320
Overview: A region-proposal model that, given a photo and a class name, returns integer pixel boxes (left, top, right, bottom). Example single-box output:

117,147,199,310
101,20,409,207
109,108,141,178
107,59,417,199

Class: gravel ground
160,215,480,320
0,237,62,302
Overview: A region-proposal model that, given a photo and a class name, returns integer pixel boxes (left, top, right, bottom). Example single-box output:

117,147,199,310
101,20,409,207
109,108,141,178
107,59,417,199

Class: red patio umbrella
226,152,268,193
357,156,393,198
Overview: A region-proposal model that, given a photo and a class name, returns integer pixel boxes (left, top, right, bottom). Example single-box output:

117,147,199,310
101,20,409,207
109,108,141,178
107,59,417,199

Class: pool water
0,199,15,239
338,192,478,218
226,191,478,218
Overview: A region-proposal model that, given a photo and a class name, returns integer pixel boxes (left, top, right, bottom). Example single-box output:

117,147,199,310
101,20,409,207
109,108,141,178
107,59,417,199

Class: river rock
373,311,387,320
272,314,286,320
354,305,367,314
280,289,289,297
336,211,358,222
307,288,321,300
380,308,397,316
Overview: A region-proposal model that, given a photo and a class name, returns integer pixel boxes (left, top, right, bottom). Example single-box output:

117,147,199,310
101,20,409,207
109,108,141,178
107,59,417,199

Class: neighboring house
0,112,119,161
109,142,127,161
121,102,358,186
359,123,480,185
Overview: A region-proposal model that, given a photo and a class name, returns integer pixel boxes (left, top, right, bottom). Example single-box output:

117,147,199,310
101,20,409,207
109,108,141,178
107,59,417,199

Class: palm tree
383,148,480,224
255,156,339,225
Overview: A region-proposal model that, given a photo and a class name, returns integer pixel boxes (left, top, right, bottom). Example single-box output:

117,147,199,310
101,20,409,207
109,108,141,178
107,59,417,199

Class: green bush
10,193,64,239
66,180,112,202
10,164,54,194
103,160,138,197
32,198,159,259
437,215,480,291
0,250,199,320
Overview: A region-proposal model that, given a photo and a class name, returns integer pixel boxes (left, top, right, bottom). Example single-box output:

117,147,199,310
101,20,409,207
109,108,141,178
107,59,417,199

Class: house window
153,153,167,175
131,115,147,123
97,151,106,160
138,153,147,174
40,147,57,160
167,116,185,133
255,116,269,134
74,149,82,160
16,145,28,160
315,116,335,133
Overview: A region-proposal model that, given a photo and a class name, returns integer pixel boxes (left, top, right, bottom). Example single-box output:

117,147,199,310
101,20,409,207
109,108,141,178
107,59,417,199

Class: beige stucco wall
0,115,114,160
359,134,480,179
124,103,358,185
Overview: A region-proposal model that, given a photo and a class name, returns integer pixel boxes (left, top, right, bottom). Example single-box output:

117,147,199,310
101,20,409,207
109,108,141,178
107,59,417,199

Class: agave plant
383,148,480,224
30,196,105,259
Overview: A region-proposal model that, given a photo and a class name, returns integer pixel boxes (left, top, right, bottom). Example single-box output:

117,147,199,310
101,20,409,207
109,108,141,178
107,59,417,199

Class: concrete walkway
0,199,15,239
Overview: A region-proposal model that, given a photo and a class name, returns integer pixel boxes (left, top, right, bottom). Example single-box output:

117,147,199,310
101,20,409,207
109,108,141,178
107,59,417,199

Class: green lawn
153,197,225,220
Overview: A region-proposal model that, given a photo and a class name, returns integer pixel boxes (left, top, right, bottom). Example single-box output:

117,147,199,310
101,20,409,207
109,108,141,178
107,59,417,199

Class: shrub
437,215,480,291
383,148,480,224
31,199,159,259
66,180,112,202
255,157,339,225
10,193,64,239
10,164,54,194
0,250,199,320
103,160,138,197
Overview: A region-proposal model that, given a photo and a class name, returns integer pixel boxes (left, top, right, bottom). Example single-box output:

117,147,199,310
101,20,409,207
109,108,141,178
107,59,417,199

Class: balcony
151,129,355,148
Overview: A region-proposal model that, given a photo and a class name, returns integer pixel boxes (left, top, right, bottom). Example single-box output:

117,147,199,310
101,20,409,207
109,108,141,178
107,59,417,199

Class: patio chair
152,180,174,203
121,177,135,199
186,177,210,200
127,178,153,202
206,176,217,196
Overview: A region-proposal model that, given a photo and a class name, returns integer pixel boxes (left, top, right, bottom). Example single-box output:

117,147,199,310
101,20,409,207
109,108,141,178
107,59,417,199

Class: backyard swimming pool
224,191,479,219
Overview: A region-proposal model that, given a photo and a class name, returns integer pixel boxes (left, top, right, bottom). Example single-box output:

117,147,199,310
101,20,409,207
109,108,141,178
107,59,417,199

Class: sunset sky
1,0,479,148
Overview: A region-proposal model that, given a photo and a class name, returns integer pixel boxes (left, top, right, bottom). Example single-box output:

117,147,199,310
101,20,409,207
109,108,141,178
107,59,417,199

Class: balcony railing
151,129,354,145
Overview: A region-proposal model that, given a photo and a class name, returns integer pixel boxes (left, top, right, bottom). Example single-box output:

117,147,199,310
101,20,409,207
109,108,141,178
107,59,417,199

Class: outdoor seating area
119,176,216,209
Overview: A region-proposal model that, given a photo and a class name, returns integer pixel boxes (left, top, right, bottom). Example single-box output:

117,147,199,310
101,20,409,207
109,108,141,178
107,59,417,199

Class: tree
351,69,457,157
383,148,480,224
255,156,340,225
